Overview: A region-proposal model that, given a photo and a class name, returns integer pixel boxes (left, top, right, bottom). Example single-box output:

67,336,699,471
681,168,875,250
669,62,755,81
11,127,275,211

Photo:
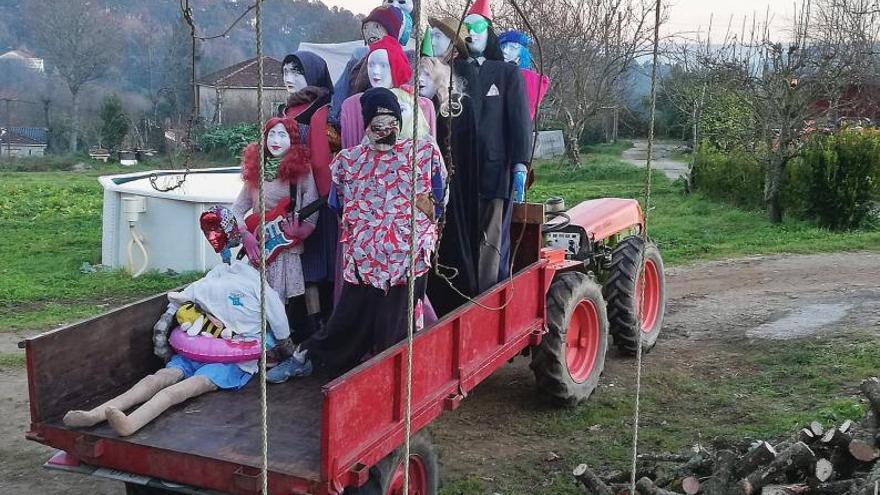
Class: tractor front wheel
603,235,666,355
530,272,609,406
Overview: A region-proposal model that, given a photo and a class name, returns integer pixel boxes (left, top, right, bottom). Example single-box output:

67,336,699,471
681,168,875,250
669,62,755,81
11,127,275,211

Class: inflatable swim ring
169,327,262,364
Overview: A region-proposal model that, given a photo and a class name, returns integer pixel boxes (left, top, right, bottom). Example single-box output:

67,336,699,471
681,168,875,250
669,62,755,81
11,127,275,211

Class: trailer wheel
530,272,609,406
353,430,440,495
603,235,666,355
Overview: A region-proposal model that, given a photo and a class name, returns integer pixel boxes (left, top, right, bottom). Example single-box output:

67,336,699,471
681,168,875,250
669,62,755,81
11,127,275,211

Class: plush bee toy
175,302,232,339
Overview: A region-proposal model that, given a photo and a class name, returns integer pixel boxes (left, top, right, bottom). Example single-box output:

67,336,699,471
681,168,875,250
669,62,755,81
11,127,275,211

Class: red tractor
22,198,665,494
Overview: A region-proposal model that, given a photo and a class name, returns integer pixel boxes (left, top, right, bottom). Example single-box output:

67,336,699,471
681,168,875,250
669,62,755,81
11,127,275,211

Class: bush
693,143,765,209
198,123,260,158
798,130,880,230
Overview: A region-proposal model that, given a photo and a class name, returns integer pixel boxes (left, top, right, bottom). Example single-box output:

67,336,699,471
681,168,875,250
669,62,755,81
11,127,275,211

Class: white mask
362,21,388,45
266,123,291,158
282,63,308,94
418,66,436,98
367,49,393,89
431,28,452,58
501,42,522,65
464,14,489,56
383,0,413,14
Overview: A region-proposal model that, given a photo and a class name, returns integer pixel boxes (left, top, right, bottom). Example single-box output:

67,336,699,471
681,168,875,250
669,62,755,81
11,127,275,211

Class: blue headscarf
498,30,532,69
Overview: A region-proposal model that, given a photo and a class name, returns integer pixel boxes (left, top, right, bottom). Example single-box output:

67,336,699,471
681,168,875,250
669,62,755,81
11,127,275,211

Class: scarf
286,86,331,108
263,156,282,182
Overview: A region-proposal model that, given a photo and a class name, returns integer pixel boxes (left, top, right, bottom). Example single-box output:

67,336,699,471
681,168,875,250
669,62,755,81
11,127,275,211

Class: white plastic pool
100,168,243,273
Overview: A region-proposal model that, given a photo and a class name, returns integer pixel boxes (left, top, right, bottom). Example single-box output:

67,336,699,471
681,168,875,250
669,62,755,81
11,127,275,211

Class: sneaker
266,355,313,384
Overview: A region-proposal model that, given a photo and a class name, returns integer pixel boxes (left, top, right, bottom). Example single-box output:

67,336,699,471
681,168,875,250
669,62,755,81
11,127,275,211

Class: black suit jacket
456,59,532,200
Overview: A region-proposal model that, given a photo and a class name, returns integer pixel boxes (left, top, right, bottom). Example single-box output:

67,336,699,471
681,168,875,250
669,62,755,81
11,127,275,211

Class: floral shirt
330,139,447,291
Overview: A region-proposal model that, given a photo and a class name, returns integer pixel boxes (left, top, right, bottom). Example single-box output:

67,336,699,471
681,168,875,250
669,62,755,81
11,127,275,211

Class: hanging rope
630,1,662,494
252,0,270,493
403,3,425,492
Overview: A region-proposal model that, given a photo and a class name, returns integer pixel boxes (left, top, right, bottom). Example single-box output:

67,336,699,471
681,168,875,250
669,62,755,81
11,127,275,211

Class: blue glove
513,170,527,203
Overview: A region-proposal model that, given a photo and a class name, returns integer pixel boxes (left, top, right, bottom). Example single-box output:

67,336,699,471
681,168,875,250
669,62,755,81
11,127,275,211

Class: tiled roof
12,127,47,144
197,56,285,88
0,127,44,145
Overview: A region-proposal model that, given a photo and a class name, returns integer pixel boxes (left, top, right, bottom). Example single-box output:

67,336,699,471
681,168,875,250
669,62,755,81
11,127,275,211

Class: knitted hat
361,87,402,126
368,35,412,88
498,30,533,69
429,17,469,56
467,0,493,21
363,6,403,41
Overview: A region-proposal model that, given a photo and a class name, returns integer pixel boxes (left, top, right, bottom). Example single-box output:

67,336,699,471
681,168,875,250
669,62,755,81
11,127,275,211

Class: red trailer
22,200,666,494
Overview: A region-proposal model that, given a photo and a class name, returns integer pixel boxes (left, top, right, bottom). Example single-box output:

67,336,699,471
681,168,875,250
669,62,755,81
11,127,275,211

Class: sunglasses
464,19,489,34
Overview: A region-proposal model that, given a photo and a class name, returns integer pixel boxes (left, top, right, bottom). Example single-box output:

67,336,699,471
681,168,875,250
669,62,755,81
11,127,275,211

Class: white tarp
297,40,365,82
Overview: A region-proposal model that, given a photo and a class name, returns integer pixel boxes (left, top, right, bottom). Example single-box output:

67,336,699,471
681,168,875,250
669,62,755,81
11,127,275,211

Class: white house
0,127,48,157
0,49,45,72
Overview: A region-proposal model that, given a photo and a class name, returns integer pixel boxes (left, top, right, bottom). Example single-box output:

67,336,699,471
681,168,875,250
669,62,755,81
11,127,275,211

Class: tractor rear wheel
352,430,440,495
604,235,666,355
530,272,609,406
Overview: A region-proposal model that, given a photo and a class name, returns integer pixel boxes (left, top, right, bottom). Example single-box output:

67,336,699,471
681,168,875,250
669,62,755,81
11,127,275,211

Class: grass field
2,148,878,333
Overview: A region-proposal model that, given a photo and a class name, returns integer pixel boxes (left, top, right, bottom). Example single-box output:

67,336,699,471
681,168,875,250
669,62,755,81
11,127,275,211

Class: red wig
368,36,412,88
241,117,311,186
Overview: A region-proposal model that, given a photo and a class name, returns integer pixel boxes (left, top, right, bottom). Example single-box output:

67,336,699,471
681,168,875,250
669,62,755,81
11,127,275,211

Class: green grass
0,167,204,333
529,154,880,265
582,140,634,157
439,334,880,495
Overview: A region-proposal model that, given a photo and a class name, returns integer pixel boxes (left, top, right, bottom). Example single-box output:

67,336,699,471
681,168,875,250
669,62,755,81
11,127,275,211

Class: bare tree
699,1,867,223
26,0,121,152
534,0,657,166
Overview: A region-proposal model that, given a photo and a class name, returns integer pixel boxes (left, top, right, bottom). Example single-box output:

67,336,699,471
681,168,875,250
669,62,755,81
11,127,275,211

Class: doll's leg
63,368,184,428
105,375,217,437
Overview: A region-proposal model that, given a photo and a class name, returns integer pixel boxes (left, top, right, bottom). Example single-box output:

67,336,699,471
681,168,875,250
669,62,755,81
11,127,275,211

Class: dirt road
1,252,878,493
621,140,689,180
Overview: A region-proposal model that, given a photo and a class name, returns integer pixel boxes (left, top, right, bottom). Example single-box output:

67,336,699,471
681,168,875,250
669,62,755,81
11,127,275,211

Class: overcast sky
321,0,798,41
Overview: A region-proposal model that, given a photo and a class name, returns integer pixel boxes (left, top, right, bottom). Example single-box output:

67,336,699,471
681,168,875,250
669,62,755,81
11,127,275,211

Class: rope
253,1,269,493
403,4,425,492
630,1,662,494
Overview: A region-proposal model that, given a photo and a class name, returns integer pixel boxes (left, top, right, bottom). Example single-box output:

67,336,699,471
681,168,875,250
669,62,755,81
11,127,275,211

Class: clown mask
363,21,388,45
501,42,523,66
383,0,414,14
366,114,400,150
282,62,308,94
266,123,291,158
464,14,489,56
367,49,394,89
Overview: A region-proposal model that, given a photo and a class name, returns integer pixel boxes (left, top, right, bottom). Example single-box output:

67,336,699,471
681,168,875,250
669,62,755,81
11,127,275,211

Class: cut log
703,450,737,495
810,422,826,438
798,428,818,444
807,480,855,495
681,477,700,495
739,442,779,478
635,477,684,495
737,442,817,495
838,420,854,435
814,458,835,482
848,410,879,463
821,427,853,450
855,460,880,495
655,452,713,487
574,464,614,495
860,377,880,415
761,485,807,495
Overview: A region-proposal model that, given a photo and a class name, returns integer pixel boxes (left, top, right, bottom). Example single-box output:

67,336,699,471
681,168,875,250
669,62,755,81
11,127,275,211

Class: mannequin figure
452,0,531,289
428,17,469,63
328,5,407,129
499,30,551,121
277,51,337,339
267,88,447,381
339,36,436,149
62,260,292,436
232,117,319,301
420,55,485,314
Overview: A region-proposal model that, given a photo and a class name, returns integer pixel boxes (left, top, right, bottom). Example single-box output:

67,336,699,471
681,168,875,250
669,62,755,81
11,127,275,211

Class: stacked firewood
574,377,880,495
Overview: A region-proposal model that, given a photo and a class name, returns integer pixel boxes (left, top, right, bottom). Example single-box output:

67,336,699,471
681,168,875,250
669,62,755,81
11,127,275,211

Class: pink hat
467,0,493,21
